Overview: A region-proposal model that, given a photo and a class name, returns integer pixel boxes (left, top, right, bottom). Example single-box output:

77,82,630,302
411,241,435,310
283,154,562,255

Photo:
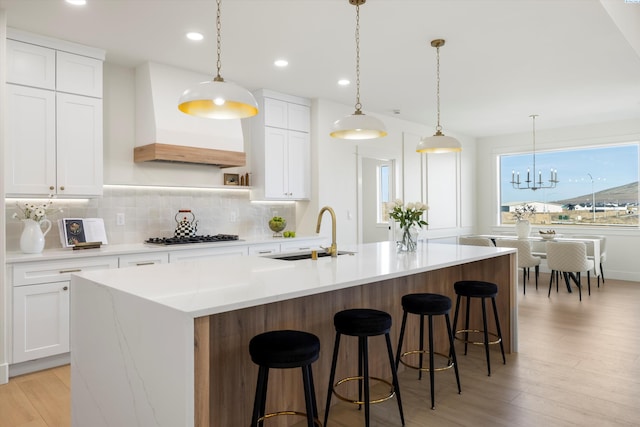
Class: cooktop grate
145,234,240,245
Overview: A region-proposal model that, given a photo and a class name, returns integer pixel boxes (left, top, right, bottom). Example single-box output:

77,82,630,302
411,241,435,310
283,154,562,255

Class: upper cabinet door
56,51,103,98
263,98,288,129
6,40,56,90
287,103,311,133
56,93,104,196
5,84,57,196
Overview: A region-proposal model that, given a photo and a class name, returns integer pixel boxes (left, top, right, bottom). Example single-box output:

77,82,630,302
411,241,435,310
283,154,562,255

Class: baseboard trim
9,353,70,378
0,362,8,384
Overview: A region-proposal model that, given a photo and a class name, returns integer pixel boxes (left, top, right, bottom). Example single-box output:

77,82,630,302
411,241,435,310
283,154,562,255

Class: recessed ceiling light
65,0,87,5
186,32,204,41
338,79,350,86
274,59,289,67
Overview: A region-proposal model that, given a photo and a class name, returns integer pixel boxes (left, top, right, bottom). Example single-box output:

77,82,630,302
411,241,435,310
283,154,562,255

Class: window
499,144,639,227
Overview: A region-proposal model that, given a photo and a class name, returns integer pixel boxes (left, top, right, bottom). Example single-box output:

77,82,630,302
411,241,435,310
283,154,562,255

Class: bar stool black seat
249,330,321,427
395,293,461,409
452,280,506,376
324,308,404,427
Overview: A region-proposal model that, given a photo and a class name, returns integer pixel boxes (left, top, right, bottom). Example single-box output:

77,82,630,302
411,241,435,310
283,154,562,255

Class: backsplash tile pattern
5,187,295,251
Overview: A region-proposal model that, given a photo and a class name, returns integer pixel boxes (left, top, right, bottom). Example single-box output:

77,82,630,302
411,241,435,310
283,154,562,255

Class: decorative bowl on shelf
268,217,286,237
539,230,560,241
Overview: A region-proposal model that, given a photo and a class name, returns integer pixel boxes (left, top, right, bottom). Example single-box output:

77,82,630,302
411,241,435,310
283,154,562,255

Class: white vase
20,218,52,254
515,219,531,239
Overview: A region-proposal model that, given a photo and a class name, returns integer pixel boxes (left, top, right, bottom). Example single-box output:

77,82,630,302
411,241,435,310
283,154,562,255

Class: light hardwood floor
2,275,639,427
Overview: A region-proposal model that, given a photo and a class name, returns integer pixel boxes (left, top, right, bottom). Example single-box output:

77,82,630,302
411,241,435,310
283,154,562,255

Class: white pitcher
20,218,52,254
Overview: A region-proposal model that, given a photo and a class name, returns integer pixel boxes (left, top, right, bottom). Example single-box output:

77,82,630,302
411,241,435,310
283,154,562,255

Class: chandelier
510,114,558,191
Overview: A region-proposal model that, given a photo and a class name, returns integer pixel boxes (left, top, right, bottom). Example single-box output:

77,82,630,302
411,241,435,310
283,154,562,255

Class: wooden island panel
194,253,515,427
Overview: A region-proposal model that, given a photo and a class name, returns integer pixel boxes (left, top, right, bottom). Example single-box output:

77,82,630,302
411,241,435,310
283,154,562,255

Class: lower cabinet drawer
119,252,169,268
248,244,280,255
13,256,118,286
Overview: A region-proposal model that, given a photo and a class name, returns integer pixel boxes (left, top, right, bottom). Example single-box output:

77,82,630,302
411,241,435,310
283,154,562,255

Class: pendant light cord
354,2,362,112
214,0,223,82
435,44,442,132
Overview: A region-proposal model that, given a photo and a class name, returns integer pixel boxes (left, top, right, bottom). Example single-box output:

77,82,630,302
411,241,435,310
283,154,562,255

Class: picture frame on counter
224,173,239,186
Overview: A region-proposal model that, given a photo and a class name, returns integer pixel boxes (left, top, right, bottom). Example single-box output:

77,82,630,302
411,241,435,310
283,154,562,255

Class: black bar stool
452,280,506,376
395,293,461,409
249,330,321,427
324,308,404,427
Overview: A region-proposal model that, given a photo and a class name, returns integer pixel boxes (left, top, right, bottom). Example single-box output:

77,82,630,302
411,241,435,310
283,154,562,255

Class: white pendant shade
178,79,258,119
416,132,462,153
330,111,388,140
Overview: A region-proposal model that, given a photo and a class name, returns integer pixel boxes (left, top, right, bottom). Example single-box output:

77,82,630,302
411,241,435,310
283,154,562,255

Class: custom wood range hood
133,143,245,167
133,62,246,168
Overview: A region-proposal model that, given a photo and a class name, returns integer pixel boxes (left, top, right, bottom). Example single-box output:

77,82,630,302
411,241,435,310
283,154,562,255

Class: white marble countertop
73,241,515,318
5,235,324,264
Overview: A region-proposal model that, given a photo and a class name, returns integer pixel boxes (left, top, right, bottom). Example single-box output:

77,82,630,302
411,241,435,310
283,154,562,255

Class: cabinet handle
49,185,55,191
63,286,68,291
59,185,65,191
298,247,311,250
257,250,271,254
59,269,82,274
135,262,155,266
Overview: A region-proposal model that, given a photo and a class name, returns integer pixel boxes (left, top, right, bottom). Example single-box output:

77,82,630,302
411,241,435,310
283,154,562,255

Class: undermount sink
270,250,355,261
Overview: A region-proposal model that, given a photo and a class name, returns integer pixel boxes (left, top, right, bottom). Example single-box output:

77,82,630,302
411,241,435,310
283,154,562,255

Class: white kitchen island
70,241,516,427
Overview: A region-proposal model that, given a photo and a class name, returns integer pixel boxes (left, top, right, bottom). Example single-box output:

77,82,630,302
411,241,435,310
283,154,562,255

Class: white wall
299,98,476,245
476,118,640,281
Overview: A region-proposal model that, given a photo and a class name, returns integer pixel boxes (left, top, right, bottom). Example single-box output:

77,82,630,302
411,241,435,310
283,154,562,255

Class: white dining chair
495,239,541,294
546,241,594,301
568,234,607,284
458,236,494,247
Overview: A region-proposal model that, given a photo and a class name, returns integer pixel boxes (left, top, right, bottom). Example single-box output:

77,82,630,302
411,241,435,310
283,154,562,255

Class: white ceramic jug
20,218,52,254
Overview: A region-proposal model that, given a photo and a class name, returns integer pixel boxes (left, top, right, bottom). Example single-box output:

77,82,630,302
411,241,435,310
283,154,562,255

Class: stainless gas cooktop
145,234,240,245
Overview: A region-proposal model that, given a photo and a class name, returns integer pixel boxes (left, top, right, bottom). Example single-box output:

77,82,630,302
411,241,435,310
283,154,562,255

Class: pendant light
178,0,258,119
416,39,462,153
330,0,387,140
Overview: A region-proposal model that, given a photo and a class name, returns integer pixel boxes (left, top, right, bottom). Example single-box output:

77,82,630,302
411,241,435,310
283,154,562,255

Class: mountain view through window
500,144,639,227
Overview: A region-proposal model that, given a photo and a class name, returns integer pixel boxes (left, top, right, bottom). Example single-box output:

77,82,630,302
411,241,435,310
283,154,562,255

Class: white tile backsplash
5,187,296,251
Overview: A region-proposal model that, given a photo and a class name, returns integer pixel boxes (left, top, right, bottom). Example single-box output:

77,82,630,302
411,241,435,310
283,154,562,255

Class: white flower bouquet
12,200,62,223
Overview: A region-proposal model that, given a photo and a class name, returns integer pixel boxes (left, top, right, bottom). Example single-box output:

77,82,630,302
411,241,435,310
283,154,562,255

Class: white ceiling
2,0,639,137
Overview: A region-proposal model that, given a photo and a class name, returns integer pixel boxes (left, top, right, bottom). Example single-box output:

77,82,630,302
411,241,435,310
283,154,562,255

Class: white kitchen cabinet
56,51,103,98
119,252,170,268
279,238,325,253
11,256,118,364
12,281,70,363
169,245,248,263
251,90,311,201
56,93,103,196
4,84,57,195
6,39,56,89
5,33,105,198
248,243,281,256
264,97,310,132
